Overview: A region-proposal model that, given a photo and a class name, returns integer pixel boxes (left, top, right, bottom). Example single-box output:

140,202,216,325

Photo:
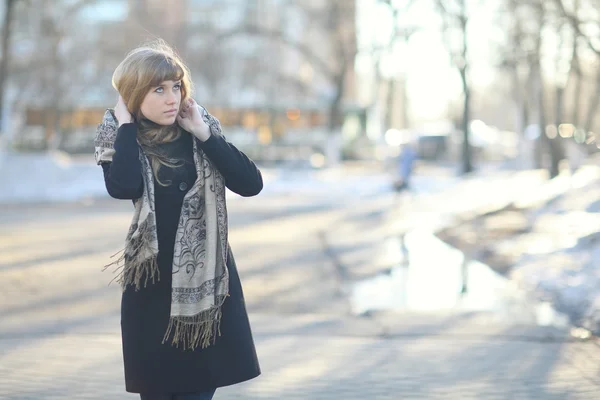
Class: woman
94,40,262,400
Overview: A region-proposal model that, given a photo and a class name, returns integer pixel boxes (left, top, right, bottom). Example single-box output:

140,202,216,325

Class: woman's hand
115,95,133,126
177,98,211,142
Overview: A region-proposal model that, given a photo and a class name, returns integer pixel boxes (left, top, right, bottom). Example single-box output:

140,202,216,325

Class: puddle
349,229,570,329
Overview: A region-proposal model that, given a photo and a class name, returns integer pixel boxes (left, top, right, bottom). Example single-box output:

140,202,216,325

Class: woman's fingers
177,99,197,120
180,99,194,115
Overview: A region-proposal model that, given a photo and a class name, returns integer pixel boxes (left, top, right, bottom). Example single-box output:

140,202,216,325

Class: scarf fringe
162,302,226,351
102,248,160,291
102,213,161,290
96,108,230,352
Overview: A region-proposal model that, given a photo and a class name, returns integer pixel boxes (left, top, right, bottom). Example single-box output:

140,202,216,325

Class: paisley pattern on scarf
94,107,229,350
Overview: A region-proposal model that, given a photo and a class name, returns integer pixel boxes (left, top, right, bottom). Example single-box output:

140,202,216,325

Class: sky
355,0,501,124
77,0,128,21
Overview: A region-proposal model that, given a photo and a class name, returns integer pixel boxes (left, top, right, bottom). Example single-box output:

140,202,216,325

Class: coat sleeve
198,134,263,197
100,123,144,200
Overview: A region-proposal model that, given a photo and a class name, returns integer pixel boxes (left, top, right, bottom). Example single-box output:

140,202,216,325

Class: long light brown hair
111,39,194,185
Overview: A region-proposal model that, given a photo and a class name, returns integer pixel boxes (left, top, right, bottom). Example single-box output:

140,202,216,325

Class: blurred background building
0,0,598,174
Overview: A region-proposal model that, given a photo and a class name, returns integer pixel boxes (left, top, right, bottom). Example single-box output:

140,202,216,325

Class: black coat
101,123,262,394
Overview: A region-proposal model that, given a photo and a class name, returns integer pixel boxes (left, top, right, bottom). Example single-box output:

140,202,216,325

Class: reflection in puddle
350,229,569,328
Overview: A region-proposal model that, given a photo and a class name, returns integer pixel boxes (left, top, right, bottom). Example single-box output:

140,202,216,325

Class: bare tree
38,0,101,149
554,0,600,136
0,0,17,139
495,0,531,168
497,0,573,177
436,0,473,173
377,0,418,132
543,1,569,177
4,0,104,149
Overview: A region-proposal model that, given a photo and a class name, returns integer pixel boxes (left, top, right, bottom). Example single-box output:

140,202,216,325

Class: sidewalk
2,313,600,399
3,164,600,399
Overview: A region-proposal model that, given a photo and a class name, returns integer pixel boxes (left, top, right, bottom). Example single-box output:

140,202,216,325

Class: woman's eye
155,87,163,93
174,84,181,90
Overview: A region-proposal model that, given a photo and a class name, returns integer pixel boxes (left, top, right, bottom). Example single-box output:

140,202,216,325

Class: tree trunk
537,74,558,177
522,60,541,168
400,75,409,129
328,92,343,133
460,65,472,173
534,4,562,178
513,78,529,169
584,68,600,134
385,77,396,132
570,54,582,127
48,31,64,151
508,0,529,169
570,0,582,127
532,65,546,170
325,71,345,166
551,86,567,176
458,5,472,174
0,0,16,137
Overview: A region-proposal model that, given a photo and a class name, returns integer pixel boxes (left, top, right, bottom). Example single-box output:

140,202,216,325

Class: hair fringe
113,38,194,186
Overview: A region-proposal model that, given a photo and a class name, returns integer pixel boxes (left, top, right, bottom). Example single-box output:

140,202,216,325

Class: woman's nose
166,92,177,104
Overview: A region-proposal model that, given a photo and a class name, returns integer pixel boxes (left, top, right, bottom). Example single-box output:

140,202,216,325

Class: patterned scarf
94,108,229,350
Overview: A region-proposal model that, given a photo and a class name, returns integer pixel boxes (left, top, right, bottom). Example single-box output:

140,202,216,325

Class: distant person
94,39,262,400
393,143,417,192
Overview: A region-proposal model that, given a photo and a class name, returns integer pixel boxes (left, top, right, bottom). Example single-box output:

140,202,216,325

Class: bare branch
435,0,465,21
64,0,99,17
553,0,600,56
215,25,337,81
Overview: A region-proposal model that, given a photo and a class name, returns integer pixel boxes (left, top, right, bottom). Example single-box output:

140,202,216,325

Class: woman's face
140,80,182,126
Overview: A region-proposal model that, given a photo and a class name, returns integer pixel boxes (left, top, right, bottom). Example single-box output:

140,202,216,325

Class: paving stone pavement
3,167,600,399
1,313,600,399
